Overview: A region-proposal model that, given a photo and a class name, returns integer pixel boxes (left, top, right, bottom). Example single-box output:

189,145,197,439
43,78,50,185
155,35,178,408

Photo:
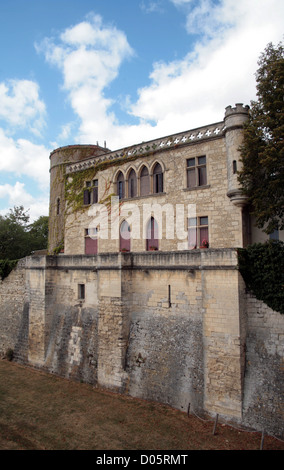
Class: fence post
213,414,219,435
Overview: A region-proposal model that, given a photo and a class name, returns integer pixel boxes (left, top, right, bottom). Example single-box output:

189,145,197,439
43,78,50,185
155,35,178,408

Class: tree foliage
238,241,284,314
0,206,48,264
238,42,284,234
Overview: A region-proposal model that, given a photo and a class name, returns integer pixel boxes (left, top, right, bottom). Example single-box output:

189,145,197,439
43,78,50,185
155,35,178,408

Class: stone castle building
0,104,283,438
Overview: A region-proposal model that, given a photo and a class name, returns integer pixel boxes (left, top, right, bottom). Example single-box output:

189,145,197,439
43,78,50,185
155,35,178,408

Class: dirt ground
0,360,283,451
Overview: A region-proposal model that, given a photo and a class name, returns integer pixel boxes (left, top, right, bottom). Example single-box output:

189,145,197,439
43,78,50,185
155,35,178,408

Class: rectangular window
78,284,85,300
93,179,98,203
188,216,209,249
187,156,207,188
84,180,99,205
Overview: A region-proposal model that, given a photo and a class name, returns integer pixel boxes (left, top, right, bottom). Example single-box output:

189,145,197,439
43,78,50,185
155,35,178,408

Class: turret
224,103,249,207
48,144,109,254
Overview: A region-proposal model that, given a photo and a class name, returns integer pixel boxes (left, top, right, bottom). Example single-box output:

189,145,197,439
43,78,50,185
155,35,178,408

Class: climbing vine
64,153,145,214
238,240,284,314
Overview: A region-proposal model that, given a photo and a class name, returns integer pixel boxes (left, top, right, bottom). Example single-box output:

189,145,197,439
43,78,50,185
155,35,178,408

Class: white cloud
37,13,134,91
140,1,165,14
36,3,283,151
0,79,46,136
0,128,50,188
0,182,49,221
0,79,49,220
130,0,284,135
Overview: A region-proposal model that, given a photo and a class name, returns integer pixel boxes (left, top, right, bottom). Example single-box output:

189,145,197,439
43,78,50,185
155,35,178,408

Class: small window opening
233,160,237,174
78,284,85,300
168,285,171,308
56,198,60,215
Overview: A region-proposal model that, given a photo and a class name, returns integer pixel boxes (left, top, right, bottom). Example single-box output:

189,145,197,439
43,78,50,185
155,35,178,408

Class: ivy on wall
238,240,284,314
64,152,146,214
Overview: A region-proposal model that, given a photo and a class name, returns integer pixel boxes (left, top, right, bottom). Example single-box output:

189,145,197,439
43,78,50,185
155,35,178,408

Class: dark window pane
198,166,207,186
187,169,196,188
155,173,163,193
200,216,208,225
187,158,195,167
117,172,125,199
153,163,162,174
128,170,137,198
140,166,150,196
83,189,91,205
198,156,206,165
93,187,98,203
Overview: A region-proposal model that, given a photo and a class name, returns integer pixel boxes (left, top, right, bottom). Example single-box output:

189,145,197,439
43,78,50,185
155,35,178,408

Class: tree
28,215,49,252
0,206,49,260
0,206,31,259
238,42,284,234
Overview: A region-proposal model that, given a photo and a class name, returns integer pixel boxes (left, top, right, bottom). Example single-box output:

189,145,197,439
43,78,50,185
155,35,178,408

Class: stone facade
0,104,283,438
0,251,283,437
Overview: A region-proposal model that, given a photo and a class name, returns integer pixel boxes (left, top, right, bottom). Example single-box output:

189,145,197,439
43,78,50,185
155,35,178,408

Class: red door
85,236,98,254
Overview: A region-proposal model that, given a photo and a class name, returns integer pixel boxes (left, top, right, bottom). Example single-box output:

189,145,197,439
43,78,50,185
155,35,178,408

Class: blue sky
0,0,283,221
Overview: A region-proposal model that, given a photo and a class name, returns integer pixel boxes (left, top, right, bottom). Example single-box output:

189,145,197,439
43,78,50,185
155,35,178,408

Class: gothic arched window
153,163,163,193
140,166,150,196
117,172,125,199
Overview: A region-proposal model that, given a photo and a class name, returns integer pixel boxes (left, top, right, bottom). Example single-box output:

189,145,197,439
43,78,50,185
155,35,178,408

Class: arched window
117,171,125,199
140,166,150,196
128,169,137,198
120,220,131,252
146,217,159,251
153,163,163,193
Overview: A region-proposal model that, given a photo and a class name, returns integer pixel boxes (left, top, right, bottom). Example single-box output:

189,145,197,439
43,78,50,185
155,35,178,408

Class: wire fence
187,402,284,450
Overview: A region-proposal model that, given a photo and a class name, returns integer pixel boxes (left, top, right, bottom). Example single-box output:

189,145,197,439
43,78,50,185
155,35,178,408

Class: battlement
225,103,250,117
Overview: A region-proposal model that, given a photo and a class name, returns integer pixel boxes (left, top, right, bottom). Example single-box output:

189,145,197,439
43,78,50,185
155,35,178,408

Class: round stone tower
224,103,249,207
48,144,109,254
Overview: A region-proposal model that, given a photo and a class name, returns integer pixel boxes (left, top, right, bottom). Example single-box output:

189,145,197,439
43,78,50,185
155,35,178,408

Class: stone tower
48,144,109,254
224,103,249,208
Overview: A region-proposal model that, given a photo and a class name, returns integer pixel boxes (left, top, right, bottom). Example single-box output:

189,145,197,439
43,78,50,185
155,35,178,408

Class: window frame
140,166,150,196
153,163,164,194
128,169,137,198
78,284,85,300
186,156,207,189
116,172,125,200
188,216,209,249
83,179,99,206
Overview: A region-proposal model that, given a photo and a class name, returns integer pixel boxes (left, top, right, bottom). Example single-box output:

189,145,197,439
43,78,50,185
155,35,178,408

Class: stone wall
0,259,28,362
242,293,284,437
0,251,283,438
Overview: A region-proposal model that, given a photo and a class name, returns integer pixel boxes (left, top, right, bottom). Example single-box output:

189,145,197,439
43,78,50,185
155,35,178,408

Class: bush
238,240,284,314
5,348,14,361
